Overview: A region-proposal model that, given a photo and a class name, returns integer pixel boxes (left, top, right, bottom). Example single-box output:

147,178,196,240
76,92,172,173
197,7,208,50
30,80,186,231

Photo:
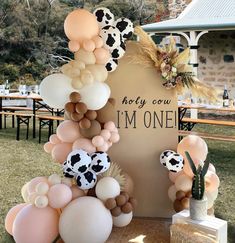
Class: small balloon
82,39,96,52
105,58,118,72
113,211,133,227
94,48,111,64
93,8,114,28
90,151,111,174
115,17,134,39
68,40,80,52
100,26,122,50
76,170,97,190
73,138,96,154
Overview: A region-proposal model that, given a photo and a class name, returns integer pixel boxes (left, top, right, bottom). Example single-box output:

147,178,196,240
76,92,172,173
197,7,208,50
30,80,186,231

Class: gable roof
142,0,235,32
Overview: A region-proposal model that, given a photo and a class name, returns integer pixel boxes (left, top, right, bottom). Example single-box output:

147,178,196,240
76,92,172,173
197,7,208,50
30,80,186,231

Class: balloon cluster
63,149,111,190
162,135,220,213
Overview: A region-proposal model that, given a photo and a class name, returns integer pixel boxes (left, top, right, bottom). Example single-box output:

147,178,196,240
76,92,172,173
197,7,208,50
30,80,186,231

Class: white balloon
205,189,218,209
80,82,111,110
95,177,120,201
113,212,133,227
40,73,74,109
59,197,112,243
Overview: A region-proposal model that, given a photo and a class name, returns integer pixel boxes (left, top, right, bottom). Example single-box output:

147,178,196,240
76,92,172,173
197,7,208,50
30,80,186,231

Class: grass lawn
0,120,234,242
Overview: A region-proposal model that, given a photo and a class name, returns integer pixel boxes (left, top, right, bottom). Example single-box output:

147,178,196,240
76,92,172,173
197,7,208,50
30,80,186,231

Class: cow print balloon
66,149,91,174
76,170,97,190
62,161,77,178
165,153,184,173
115,17,133,40
105,58,118,72
93,7,114,28
160,150,175,167
111,42,126,59
99,25,122,50
90,151,111,175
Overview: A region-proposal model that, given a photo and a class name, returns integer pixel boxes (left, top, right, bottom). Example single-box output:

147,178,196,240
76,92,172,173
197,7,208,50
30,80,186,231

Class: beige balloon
175,174,192,192
86,64,108,82
72,78,83,90
80,69,94,84
21,182,30,203
168,184,177,202
75,48,96,65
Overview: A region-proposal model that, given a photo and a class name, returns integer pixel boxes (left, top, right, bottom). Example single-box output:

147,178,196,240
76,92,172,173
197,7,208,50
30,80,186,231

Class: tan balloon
175,174,192,192
96,99,116,124
86,64,108,82
75,48,96,65
168,185,177,202
80,120,101,139
80,70,94,84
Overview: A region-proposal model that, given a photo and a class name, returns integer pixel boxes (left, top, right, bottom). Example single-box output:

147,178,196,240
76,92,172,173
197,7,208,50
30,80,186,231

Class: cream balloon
21,182,30,203
168,184,177,202
80,82,111,110
40,74,74,109
86,64,108,82
205,189,218,209
48,174,61,186
59,197,112,243
113,211,133,227
75,48,96,65
95,177,120,201
175,174,192,192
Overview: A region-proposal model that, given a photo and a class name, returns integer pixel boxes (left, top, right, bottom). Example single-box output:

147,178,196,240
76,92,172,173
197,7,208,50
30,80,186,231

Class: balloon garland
160,135,220,213
5,7,136,243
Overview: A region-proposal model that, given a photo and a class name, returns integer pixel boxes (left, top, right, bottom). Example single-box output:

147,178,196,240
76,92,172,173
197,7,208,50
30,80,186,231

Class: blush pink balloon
205,171,220,192
44,142,54,154
48,184,72,209
104,121,116,131
72,138,96,154
49,134,61,144
94,48,110,64
28,177,48,194
68,40,80,52
110,132,120,143
5,203,28,235
92,136,105,147
100,129,111,140
169,170,183,183
71,185,86,200
97,143,109,152
13,205,59,243
92,36,104,48
51,143,72,164
208,163,216,173
83,39,96,52
57,120,81,143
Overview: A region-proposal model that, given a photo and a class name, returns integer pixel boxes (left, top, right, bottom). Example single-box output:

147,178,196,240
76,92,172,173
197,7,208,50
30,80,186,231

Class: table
0,94,54,138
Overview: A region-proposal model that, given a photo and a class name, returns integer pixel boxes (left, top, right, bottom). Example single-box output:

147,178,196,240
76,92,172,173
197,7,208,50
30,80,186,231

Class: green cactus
185,151,210,200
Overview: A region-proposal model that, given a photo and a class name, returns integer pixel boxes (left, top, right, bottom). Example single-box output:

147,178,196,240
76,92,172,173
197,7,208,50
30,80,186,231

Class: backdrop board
107,42,178,218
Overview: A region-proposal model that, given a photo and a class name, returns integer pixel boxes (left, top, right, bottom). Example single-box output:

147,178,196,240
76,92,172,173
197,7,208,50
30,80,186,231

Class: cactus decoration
185,151,210,200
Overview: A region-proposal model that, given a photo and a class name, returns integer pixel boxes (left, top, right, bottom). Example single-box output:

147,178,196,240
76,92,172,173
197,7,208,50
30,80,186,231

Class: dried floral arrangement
133,26,218,100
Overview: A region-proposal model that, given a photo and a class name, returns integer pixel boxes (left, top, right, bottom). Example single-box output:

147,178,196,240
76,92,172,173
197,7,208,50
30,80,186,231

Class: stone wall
198,31,235,96
168,0,192,19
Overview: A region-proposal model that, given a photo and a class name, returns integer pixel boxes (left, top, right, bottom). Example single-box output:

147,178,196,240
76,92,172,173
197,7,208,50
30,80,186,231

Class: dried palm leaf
172,48,190,65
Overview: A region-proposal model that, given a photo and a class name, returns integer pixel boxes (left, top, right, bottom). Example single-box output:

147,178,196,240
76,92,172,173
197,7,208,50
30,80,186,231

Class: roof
142,0,235,32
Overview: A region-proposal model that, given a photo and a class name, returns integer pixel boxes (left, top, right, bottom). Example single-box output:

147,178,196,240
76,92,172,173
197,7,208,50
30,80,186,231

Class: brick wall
198,31,235,96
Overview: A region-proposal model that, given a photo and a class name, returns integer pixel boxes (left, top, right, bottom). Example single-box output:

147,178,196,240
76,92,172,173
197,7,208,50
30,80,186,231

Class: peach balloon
92,36,104,48
13,205,59,243
68,40,80,52
64,9,99,41
44,142,54,154
72,138,96,154
100,129,111,140
94,48,111,64
183,158,202,178
97,143,109,152
49,134,61,144
104,121,116,131
168,185,177,202
27,177,48,194
71,185,86,200
175,174,192,192
51,143,72,164
92,136,105,147
5,203,28,235
169,170,183,183
48,184,72,209
205,171,220,192
110,132,120,143
57,120,81,143
83,39,96,52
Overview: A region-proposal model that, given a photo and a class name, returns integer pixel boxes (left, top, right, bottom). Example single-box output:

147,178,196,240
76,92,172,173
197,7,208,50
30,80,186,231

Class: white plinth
172,210,227,243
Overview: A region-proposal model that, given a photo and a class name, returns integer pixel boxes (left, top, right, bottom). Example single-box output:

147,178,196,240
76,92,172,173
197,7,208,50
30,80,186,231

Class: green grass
0,121,234,242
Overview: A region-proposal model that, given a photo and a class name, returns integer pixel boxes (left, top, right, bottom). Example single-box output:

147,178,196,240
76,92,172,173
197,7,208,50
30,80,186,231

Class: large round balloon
93,8,114,28
13,205,59,243
175,174,192,192
105,58,118,72
80,82,111,110
159,150,175,167
90,151,111,174
100,26,122,50
40,74,74,109
73,138,96,154
59,197,112,243
76,170,97,190
113,211,133,227
114,17,134,40
64,9,99,42
111,42,126,59
165,153,184,173
51,142,72,164
67,149,91,173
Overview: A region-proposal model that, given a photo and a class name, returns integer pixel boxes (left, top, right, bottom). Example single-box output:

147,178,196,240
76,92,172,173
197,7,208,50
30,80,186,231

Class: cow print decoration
160,150,175,167
99,25,122,50
111,42,126,59
93,7,114,28
105,58,118,72
62,161,77,178
90,151,111,175
76,170,97,190
66,149,91,174
165,153,184,173
115,17,134,40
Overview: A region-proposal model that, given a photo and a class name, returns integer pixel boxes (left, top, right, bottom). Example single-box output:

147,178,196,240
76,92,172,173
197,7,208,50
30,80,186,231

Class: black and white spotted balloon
62,161,77,178
111,41,126,59
93,7,114,28
115,17,133,40
66,149,91,174
76,170,97,190
105,58,118,72
99,25,122,50
165,153,184,173
160,150,175,167
90,151,111,175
